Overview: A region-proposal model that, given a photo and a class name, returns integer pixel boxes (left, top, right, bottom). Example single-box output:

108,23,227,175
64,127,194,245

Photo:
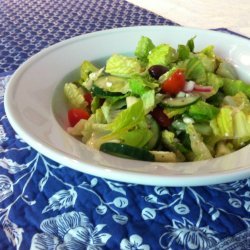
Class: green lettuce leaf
185,57,207,83
233,111,250,138
147,44,177,67
135,36,155,64
64,82,87,108
107,99,144,132
177,44,190,60
101,97,126,123
128,76,149,96
223,92,250,113
141,89,155,114
94,100,145,146
216,61,238,79
186,123,213,161
80,61,99,81
186,36,196,52
201,45,215,57
223,78,250,98
105,54,142,77
206,72,224,91
188,100,219,122
120,128,153,147
196,53,216,73
210,107,234,137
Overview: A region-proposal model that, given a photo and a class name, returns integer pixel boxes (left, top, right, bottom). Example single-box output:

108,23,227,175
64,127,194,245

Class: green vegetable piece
96,100,145,145
147,44,177,67
120,128,153,148
161,95,200,109
163,107,187,118
105,54,142,77
223,79,250,98
186,123,213,161
210,107,234,137
162,130,188,156
201,45,215,58
188,100,219,122
90,96,101,113
93,75,129,95
207,91,224,107
128,76,149,96
216,61,238,79
101,97,126,123
64,82,86,108
196,53,216,72
135,36,155,63
100,142,155,161
186,36,196,52
233,111,250,138
108,100,144,132
141,89,155,114
223,92,250,113
171,120,187,131
206,73,224,91
144,117,160,150
158,67,178,83
185,57,207,83
95,108,106,124
177,44,190,60
194,123,213,136
80,61,99,81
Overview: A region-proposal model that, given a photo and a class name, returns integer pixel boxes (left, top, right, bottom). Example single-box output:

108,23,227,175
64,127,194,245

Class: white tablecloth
126,0,250,37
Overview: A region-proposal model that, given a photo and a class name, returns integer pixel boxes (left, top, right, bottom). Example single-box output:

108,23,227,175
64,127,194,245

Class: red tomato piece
84,92,93,106
150,106,172,128
68,108,90,126
161,69,185,95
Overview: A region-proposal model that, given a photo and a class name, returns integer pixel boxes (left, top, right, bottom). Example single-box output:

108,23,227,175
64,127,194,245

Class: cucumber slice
92,76,129,97
100,142,155,161
162,95,200,108
144,117,161,150
92,85,122,97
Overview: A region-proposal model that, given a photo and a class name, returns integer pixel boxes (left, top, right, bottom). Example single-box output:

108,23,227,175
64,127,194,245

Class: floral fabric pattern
31,211,111,250
0,0,250,249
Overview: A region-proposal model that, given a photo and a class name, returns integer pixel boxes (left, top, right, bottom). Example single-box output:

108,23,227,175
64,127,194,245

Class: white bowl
4,26,250,186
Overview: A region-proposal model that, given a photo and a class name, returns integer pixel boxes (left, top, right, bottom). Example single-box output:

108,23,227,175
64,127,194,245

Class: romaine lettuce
80,60,99,81
186,123,213,161
64,82,87,108
148,44,177,67
135,36,155,64
105,54,142,77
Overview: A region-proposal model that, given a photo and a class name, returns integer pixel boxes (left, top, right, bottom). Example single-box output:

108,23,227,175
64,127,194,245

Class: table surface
0,1,250,250
127,0,250,37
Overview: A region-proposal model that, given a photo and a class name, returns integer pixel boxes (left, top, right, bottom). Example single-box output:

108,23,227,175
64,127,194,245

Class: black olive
148,65,168,80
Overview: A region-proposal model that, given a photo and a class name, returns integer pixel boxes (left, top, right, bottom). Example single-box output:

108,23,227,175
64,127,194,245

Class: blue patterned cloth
0,0,250,249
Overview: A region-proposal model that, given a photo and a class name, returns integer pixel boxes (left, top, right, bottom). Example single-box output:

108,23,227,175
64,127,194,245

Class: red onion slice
193,84,213,92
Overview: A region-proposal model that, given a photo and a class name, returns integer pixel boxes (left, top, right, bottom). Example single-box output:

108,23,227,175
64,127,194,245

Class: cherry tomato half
161,69,185,95
150,106,172,128
84,92,93,106
68,108,90,126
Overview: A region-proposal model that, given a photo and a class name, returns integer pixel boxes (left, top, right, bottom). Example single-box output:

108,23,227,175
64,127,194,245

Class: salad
63,36,250,162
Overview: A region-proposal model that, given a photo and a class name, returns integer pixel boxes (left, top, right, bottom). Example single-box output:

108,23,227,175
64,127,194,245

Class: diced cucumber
100,142,155,161
161,95,200,108
144,117,160,150
92,76,129,97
